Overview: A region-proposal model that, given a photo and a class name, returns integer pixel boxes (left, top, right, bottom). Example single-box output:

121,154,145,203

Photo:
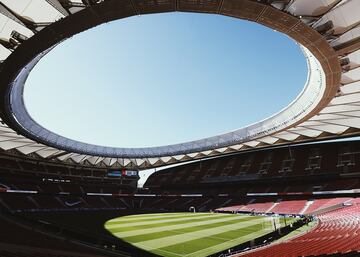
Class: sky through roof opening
24,13,307,148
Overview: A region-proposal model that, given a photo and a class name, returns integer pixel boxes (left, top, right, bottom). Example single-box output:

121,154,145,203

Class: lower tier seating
239,204,360,257
217,198,353,215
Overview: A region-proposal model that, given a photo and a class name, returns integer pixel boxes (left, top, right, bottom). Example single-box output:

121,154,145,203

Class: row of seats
239,204,360,257
145,141,360,188
0,192,236,212
0,154,107,179
0,215,109,257
303,198,352,214
0,152,138,195
0,194,130,211
218,198,355,215
0,249,104,257
0,168,136,195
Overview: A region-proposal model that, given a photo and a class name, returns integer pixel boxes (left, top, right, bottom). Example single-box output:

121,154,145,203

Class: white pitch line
132,217,272,251
114,214,251,238
105,213,219,229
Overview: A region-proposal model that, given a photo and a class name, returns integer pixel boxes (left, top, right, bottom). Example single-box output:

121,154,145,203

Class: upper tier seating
145,140,360,194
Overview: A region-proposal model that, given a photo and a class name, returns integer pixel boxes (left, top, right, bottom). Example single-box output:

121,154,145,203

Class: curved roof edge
1,0,359,169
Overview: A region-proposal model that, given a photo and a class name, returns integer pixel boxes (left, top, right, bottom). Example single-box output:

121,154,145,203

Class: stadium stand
144,141,360,197
237,202,275,213
217,198,354,215
0,214,110,257
303,198,353,214
2,140,360,256
239,204,360,257
268,200,307,214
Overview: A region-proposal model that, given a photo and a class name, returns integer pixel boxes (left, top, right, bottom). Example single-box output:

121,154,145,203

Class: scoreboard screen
123,170,138,176
107,169,138,177
107,170,122,177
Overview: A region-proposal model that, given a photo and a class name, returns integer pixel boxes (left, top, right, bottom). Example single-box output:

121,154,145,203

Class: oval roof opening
24,13,307,148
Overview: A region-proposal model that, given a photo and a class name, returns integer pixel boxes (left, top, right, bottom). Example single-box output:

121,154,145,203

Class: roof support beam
48,151,70,160
0,3,52,33
45,0,70,16
335,37,360,56
0,3,25,26
58,0,85,8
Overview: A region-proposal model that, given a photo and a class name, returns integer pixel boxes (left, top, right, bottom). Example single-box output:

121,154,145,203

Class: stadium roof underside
0,0,359,169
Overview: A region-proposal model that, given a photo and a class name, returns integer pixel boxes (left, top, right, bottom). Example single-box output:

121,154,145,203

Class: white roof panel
331,92,360,105
300,123,349,134
287,0,338,17
273,132,300,141
341,67,360,83
0,13,33,39
321,104,360,114
340,80,360,94
320,0,360,35
288,128,323,138
0,0,64,23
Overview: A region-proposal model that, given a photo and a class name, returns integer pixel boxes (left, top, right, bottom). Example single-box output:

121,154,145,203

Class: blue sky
24,12,307,148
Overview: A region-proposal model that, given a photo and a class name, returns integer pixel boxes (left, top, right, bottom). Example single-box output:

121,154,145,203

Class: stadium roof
0,0,359,169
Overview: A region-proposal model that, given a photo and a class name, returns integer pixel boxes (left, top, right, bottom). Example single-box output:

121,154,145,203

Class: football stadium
1,1,360,257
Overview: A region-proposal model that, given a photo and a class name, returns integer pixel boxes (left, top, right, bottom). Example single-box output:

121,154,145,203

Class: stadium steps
216,205,244,212
27,196,40,208
299,200,313,215
247,198,256,204
100,197,112,208
120,198,131,208
0,197,11,210
0,181,10,189
180,198,195,208
271,200,307,215
220,198,233,208
198,198,213,211
310,199,352,215
304,198,351,215
265,202,278,213
265,203,279,213
54,196,66,207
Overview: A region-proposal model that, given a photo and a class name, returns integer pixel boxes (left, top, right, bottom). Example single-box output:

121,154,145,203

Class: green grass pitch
105,212,296,257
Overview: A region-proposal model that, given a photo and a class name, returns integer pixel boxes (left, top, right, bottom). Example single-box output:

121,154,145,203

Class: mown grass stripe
107,213,238,233
155,222,269,257
105,213,297,257
105,213,220,230
123,217,262,244
130,217,268,244
106,213,215,224
132,217,273,251
119,215,256,241
107,213,206,225
186,226,275,257
107,212,192,224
